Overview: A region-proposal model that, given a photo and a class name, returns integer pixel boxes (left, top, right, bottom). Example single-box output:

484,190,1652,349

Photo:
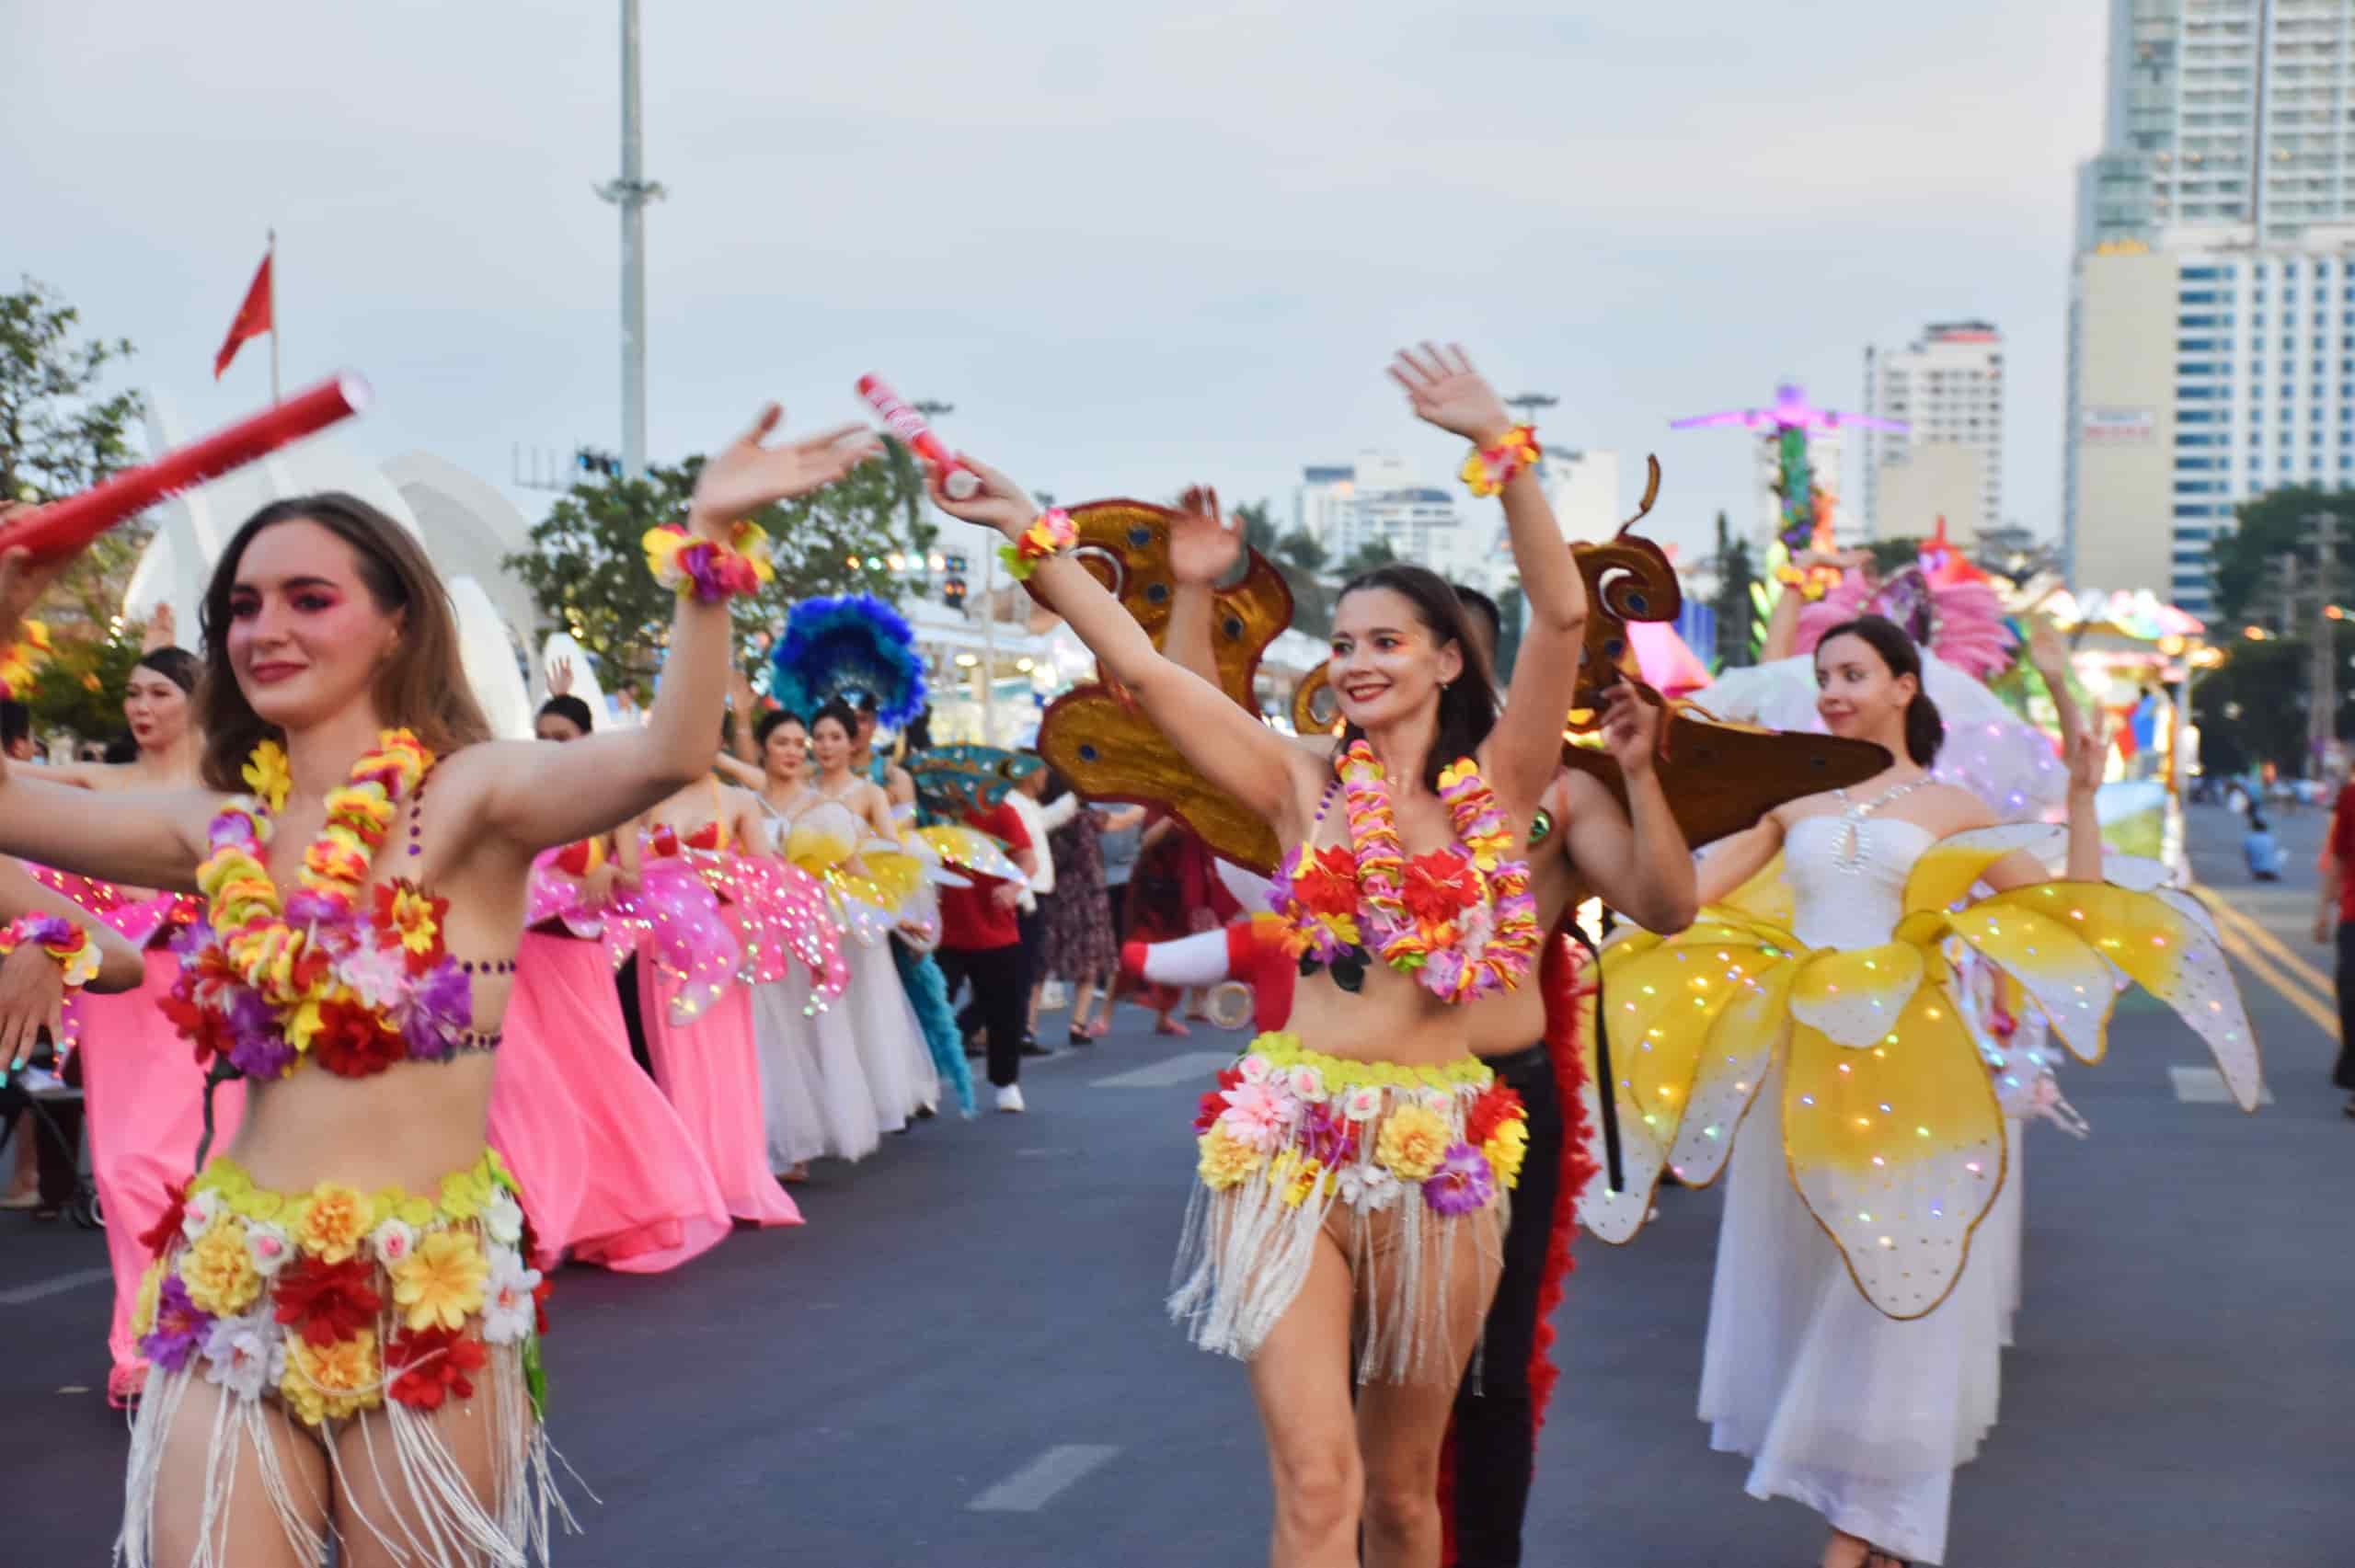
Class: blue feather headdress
769,593,927,728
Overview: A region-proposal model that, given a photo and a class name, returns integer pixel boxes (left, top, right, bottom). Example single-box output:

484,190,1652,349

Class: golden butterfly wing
1035,687,1281,875
1559,715,1890,867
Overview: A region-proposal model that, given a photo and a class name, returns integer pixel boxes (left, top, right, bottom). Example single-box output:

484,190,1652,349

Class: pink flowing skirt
638,941,804,1228
492,932,734,1271
76,949,247,1386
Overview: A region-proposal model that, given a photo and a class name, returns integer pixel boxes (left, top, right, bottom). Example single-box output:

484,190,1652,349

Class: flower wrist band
1773,562,1832,601
1000,507,1076,581
1460,426,1540,498
0,911,101,990
0,618,54,702
643,521,777,604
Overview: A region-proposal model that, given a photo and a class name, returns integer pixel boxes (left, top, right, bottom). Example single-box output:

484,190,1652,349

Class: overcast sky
4,1,2108,563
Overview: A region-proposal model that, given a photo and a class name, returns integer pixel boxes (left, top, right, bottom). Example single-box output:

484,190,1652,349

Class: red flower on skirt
311,1000,407,1078
387,1325,488,1411
274,1254,384,1347
138,1180,190,1257
1464,1080,1526,1150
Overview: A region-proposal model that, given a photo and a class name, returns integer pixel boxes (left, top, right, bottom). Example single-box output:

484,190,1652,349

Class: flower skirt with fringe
1171,1035,1528,1386
116,1147,574,1566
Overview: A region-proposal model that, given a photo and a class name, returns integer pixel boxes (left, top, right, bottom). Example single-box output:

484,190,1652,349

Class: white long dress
775,794,937,1130
1698,816,2004,1566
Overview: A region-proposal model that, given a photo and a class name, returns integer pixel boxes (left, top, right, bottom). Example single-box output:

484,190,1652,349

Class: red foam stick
855,374,982,500
0,372,371,564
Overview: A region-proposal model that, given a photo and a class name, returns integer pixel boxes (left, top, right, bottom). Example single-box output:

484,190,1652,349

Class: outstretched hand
1387,343,1514,445
142,601,177,654
2028,615,2073,681
688,405,881,535
548,656,575,697
925,454,1040,538
1169,486,1241,588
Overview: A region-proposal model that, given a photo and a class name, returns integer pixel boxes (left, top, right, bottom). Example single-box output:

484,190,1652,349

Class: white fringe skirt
1170,1035,1522,1386
115,1148,574,1566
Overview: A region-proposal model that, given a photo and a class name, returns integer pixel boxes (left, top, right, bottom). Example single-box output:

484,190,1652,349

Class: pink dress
491,931,733,1272
50,886,246,1401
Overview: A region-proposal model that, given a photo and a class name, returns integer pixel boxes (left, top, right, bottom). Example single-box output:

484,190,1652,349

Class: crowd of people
0,346,2263,1568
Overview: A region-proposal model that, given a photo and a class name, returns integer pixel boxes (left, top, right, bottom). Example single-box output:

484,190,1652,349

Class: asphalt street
4,800,2349,1565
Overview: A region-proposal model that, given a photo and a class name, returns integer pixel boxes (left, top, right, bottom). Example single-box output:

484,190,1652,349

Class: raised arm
475,406,880,854
2025,615,2087,744
1389,346,1586,812
1694,812,1788,909
930,463,1314,829
1164,487,1240,687
713,751,764,789
0,547,217,887
1560,689,1696,933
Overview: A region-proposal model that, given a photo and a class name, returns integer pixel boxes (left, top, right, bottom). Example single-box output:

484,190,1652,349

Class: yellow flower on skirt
1483,1119,1530,1189
393,1231,489,1332
293,1183,374,1264
179,1217,262,1317
131,1259,165,1337
281,1331,382,1425
1375,1103,1451,1182
1197,1127,1264,1191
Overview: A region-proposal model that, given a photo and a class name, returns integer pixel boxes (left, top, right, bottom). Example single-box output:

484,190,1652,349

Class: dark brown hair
1815,612,1944,766
197,493,492,789
1332,563,1499,790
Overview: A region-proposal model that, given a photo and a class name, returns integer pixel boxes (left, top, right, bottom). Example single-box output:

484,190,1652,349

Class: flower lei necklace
1269,740,1540,1004
165,730,473,1082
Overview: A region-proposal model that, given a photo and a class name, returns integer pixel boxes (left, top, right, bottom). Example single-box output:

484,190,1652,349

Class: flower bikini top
1268,741,1540,1004
167,731,506,1086
646,776,730,858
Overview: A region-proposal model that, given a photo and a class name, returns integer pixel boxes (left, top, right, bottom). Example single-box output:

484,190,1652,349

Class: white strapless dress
1697,816,2005,1566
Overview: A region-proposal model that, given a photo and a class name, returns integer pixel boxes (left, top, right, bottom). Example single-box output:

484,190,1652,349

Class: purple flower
1421,946,1467,997
1421,1142,1497,1217
1296,1104,1359,1167
207,815,257,853
400,960,473,1060
139,1275,215,1372
167,921,210,961
282,888,347,930
224,990,297,1080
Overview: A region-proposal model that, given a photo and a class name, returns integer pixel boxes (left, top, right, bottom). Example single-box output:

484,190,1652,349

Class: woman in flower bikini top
932,345,1591,1568
0,405,878,1568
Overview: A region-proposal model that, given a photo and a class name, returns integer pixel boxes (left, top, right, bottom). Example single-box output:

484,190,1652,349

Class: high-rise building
2062,225,2355,617
1292,453,1495,590
2076,0,2355,253
1861,321,2005,543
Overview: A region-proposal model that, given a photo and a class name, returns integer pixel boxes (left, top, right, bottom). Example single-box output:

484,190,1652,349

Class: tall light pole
597,0,666,478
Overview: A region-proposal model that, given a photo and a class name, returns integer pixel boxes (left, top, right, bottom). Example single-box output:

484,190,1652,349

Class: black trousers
1016,906,1045,1019
615,954,654,1079
936,944,1026,1088
1450,1040,1566,1568
1,1090,85,1207
2335,923,2355,1092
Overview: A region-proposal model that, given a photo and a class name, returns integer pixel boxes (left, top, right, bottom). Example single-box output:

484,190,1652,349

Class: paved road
5,802,2349,1564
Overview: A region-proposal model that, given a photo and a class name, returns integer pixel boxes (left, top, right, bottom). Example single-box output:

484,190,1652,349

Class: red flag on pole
213,248,274,380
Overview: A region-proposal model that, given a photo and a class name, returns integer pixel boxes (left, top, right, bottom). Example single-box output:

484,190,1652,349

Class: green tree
1338,535,1397,577
1709,510,1758,669
1867,535,1924,577
2190,634,2315,773
1269,528,1335,639
2208,486,2355,625
1,277,151,740
506,439,930,699
1233,499,1281,555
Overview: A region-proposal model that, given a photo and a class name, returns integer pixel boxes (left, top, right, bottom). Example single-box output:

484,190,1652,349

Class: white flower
201,1309,284,1402
180,1190,221,1242
370,1218,419,1266
336,944,409,1013
1340,1085,1385,1123
1337,1165,1401,1212
1238,1053,1274,1085
244,1219,293,1276
478,1248,542,1345
1286,1065,1327,1104
480,1190,525,1250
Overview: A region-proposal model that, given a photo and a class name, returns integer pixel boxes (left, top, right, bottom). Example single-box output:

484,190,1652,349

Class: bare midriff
225,1051,500,1196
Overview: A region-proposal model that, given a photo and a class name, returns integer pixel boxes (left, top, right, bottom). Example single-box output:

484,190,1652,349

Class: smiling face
1328,585,1463,730
810,714,854,773
1814,631,1916,742
764,716,810,782
122,667,190,753
222,519,407,734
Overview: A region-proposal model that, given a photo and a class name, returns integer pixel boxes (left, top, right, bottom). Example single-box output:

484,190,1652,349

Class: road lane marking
967,1444,1120,1512
2211,919,2338,1039
2170,1066,2273,1106
0,1266,111,1307
2201,892,2335,1009
1090,1051,1234,1089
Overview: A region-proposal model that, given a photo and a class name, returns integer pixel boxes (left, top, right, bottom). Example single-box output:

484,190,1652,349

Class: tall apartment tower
1861,321,2005,543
